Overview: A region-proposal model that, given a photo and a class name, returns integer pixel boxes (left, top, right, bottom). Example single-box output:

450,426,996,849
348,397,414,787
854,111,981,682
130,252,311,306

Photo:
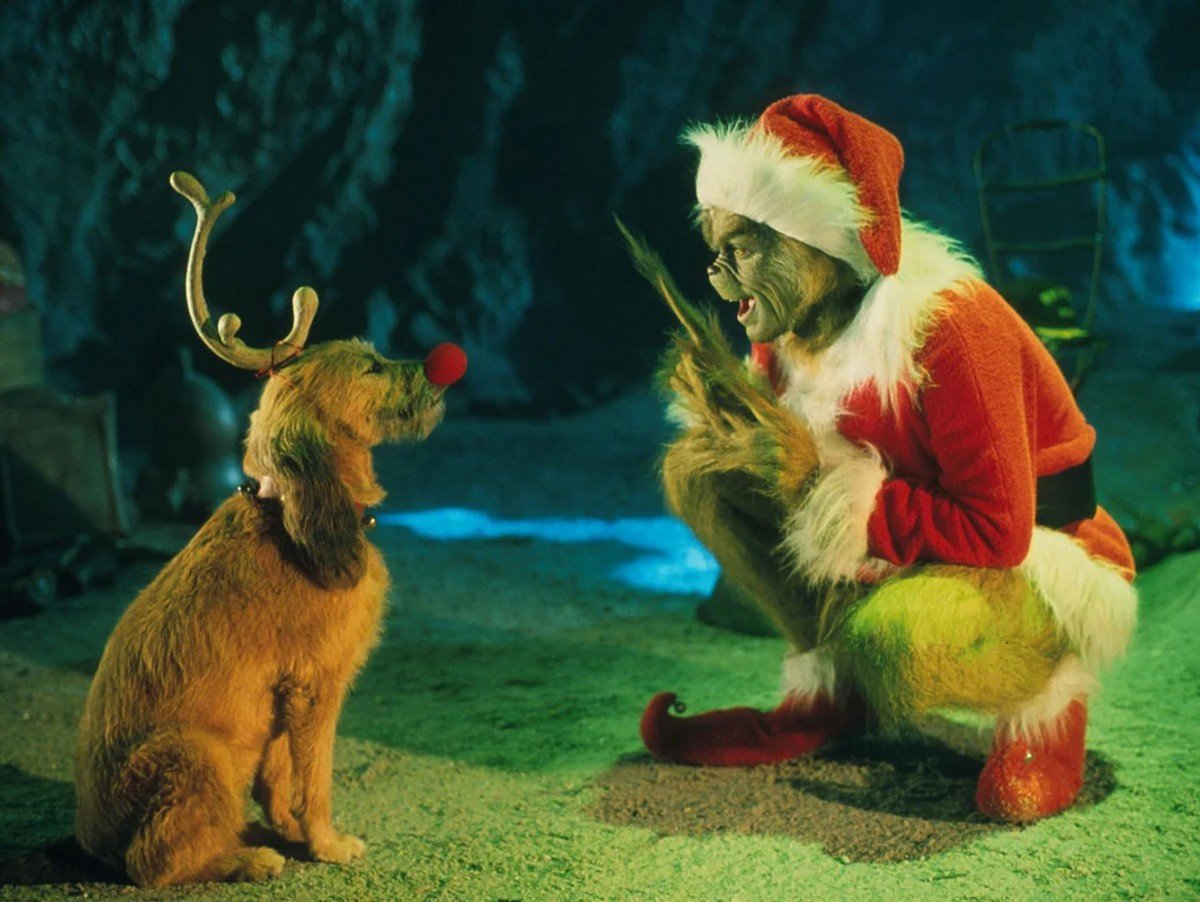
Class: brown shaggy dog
73,173,449,887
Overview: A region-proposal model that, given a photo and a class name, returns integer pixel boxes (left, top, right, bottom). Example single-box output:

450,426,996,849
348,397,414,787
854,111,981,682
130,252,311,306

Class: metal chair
973,120,1107,393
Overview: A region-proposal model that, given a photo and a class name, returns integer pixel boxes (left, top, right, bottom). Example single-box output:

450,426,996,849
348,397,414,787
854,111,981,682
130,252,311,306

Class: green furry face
699,208,865,348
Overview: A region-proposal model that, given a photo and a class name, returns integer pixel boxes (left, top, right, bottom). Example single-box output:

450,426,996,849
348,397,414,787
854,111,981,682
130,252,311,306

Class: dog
73,172,456,886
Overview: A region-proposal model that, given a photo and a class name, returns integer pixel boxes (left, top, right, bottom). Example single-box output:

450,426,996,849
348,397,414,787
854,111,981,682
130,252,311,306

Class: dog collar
238,476,377,530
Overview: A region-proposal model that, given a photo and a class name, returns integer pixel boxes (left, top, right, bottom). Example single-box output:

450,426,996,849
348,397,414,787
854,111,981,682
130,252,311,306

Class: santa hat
684,94,904,280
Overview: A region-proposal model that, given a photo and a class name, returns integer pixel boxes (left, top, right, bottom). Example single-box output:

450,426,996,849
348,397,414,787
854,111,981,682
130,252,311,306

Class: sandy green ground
1,383,1198,900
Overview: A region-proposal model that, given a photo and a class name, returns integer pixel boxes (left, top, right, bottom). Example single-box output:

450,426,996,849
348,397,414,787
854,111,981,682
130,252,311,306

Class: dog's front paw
230,847,286,882
310,832,366,864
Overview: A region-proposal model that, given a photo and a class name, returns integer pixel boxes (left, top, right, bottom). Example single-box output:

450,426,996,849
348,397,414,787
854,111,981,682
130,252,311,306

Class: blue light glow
1167,146,1200,311
378,508,719,596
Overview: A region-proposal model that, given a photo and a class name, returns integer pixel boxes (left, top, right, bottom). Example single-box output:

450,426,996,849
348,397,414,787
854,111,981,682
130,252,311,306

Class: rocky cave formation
1,0,1198,415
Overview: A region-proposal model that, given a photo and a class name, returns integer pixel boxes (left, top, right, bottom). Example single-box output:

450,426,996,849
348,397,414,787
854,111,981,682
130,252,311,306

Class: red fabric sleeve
865,298,1039,568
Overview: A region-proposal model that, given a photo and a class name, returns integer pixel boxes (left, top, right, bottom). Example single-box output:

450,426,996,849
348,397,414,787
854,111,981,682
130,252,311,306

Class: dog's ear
268,422,366,589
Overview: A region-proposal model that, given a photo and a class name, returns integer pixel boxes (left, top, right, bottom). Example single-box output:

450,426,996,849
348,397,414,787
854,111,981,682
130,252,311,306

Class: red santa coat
755,222,1136,672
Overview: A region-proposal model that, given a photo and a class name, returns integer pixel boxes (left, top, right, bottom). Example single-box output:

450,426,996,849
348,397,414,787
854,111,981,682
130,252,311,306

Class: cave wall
1,0,1197,413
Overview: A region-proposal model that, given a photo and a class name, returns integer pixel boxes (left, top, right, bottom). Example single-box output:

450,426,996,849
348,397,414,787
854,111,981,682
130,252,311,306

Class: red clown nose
423,342,468,387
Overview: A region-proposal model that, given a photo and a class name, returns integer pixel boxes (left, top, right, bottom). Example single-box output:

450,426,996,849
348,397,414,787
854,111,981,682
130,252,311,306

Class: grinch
628,94,1136,823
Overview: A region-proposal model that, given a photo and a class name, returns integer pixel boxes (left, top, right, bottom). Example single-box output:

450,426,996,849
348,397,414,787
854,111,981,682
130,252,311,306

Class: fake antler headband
170,171,317,371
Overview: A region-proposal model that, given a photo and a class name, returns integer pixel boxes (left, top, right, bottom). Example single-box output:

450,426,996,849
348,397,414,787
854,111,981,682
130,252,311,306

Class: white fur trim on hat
684,121,877,281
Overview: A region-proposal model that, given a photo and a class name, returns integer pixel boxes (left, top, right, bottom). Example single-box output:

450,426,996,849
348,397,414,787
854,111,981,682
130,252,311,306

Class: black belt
1036,456,1097,529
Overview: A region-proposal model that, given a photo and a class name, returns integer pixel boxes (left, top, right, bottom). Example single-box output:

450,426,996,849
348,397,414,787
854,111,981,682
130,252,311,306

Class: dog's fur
74,339,444,886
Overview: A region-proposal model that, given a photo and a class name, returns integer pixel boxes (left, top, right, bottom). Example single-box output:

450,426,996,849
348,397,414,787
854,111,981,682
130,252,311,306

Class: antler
169,170,318,370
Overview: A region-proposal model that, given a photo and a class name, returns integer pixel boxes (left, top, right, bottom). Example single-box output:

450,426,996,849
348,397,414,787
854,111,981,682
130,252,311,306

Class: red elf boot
975,698,1088,823
640,690,868,767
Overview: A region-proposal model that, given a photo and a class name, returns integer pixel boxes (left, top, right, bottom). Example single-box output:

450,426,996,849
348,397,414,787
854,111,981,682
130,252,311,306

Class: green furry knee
833,566,1068,728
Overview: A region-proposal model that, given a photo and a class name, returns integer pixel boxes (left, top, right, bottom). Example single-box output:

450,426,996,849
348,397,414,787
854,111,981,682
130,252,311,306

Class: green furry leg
834,565,1069,729
662,439,826,648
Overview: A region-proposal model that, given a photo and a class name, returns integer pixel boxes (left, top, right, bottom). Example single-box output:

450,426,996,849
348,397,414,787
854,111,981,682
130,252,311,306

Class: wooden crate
0,307,45,393
0,387,129,548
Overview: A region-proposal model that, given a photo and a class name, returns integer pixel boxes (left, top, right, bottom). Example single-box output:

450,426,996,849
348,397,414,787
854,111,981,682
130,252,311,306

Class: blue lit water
379,508,719,596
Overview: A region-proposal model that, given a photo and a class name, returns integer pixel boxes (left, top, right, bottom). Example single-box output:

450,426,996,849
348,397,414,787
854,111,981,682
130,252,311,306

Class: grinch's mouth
736,297,756,323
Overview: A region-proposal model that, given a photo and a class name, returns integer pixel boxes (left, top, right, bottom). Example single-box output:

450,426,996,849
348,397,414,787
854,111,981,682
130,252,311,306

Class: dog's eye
365,360,384,375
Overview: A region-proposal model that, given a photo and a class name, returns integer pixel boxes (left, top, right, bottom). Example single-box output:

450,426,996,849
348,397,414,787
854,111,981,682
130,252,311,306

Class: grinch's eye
364,359,384,375
731,245,751,260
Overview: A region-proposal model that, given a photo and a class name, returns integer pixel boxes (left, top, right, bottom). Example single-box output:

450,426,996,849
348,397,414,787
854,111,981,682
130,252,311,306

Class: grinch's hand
617,216,778,428
717,404,819,503
760,411,822,505
660,328,757,427
660,339,723,428
672,386,819,508
615,216,819,497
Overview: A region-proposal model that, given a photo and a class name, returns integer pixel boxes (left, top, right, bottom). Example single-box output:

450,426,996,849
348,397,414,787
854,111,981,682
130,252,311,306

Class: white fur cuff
999,654,1096,744
780,445,887,583
781,646,838,699
1021,528,1138,671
